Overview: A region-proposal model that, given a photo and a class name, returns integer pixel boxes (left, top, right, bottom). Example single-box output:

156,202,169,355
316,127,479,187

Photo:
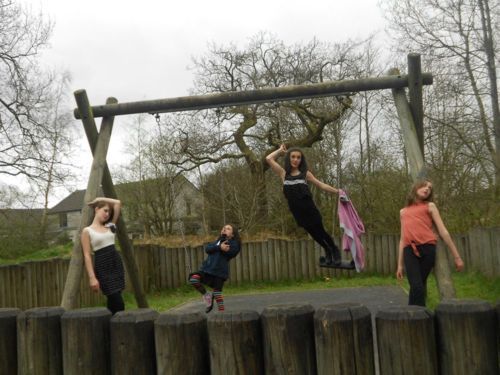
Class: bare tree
116,115,196,237
382,0,500,199
164,33,364,222
0,0,55,178
28,72,76,243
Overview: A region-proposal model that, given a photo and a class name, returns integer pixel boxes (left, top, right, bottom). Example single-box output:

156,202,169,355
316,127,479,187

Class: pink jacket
338,189,365,272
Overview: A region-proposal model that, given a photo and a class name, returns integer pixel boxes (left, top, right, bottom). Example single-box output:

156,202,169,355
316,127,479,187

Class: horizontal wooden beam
74,73,433,119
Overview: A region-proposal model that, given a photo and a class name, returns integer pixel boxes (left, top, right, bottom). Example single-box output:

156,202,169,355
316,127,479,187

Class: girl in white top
81,197,125,314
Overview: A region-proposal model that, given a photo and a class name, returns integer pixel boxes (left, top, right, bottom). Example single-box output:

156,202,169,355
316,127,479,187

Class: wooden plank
261,240,270,281
248,242,256,283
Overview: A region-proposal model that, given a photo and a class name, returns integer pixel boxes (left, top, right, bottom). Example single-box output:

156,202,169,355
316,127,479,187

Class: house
48,176,204,240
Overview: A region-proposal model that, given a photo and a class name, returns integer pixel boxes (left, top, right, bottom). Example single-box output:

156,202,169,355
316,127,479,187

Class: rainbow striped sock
213,290,224,311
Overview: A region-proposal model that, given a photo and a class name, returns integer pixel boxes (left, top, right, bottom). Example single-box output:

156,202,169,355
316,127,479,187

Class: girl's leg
212,289,225,311
403,246,436,306
418,245,437,302
106,292,125,315
189,273,207,295
303,224,341,264
189,273,212,307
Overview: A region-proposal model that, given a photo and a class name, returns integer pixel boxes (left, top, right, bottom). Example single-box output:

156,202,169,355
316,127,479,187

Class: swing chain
154,113,161,126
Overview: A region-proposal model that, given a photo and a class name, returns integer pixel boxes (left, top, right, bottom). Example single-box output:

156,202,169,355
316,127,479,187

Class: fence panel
0,227,498,308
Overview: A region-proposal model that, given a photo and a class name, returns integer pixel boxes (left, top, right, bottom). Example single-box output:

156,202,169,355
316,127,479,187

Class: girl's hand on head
279,144,287,154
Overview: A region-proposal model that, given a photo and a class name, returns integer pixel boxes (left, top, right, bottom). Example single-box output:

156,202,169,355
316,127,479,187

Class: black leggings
403,244,436,306
302,223,340,255
106,292,125,315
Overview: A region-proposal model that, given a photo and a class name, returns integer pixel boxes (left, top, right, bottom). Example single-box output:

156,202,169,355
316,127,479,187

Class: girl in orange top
396,179,464,306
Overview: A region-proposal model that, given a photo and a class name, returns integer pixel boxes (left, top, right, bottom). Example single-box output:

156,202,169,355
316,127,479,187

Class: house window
59,213,68,228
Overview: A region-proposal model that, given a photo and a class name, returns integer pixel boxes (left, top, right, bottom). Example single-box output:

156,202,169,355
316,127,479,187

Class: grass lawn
123,271,499,312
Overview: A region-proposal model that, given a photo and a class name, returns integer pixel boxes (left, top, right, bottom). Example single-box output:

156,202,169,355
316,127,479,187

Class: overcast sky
11,0,388,206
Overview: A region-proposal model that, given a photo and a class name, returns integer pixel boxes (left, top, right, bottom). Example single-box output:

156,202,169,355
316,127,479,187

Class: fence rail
1,300,499,374
0,227,498,309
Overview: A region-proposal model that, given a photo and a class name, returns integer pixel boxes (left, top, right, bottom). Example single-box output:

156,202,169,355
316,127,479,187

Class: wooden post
435,299,498,375
261,303,316,374
390,67,456,300
154,311,208,375
0,308,21,375
389,68,426,180
407,53,424,154
207,310,264,374
74,73,433,119
314,303,374,375
376,306,438,374
60,97,117,310
17,307,65,375
110,308,158,375
61,308,112,375
74,89,148,308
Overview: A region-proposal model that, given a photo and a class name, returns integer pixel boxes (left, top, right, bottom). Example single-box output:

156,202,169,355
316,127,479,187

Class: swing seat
319,256,356,270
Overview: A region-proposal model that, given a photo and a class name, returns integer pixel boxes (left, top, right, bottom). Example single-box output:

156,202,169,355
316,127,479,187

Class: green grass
122,272,499,312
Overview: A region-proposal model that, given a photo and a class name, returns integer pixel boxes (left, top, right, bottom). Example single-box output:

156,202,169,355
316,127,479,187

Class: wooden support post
74,89,148,308
376,306,438,374
74,73,433,119
0,308,21,375
110,308,158,374
17,307,65,375
390,68,426,180
314,303,374,375
261,303,316,374
154,311,209,375
60,97,117,309
408,53,424,154
207,310,264,374
390,68,456,300
61,308,111,374
435,299,498,375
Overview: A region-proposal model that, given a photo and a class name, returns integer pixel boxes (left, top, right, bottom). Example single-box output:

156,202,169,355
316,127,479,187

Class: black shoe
324,250,334,265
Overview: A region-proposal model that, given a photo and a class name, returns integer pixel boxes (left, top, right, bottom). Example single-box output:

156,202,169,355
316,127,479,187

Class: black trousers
302,222,340,256
107,292,125,315
403,243,436,306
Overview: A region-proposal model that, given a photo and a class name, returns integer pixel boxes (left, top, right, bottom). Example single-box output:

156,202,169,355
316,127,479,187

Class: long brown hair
92,201,114,224
284,147,308,175
227,223,242,247
406,179,434,206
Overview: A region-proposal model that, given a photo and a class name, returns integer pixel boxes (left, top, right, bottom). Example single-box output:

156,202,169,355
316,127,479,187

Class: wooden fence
1,299,498,374
0,227,498,309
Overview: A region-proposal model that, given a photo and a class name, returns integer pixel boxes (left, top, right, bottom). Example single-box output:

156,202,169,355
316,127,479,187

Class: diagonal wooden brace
61,90,147,309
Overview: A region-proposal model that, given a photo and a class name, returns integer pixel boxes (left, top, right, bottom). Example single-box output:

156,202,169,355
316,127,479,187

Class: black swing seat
319,256,356,270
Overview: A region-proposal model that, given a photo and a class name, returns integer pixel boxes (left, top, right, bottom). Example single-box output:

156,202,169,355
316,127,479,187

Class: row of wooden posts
0,227,498,310
1,299,498,375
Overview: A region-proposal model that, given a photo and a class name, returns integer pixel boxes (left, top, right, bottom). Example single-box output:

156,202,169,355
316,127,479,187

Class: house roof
49,189,104,214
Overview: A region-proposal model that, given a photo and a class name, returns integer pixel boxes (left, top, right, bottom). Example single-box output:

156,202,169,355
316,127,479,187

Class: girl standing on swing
266,144,342,266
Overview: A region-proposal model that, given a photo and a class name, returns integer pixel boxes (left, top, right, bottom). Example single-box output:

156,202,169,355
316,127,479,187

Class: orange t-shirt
401,202,437,246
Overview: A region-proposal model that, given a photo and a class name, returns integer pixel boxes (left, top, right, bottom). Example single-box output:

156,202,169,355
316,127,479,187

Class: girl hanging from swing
188,224,241,313
266,143,343,267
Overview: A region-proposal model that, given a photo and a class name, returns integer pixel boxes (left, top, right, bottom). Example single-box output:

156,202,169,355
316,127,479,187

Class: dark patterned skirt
94,245,125,296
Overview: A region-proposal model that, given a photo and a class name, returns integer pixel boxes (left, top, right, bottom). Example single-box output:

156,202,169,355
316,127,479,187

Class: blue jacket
200,236,241,280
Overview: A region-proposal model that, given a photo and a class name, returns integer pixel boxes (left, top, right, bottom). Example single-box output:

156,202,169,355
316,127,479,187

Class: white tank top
85,227,115,251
